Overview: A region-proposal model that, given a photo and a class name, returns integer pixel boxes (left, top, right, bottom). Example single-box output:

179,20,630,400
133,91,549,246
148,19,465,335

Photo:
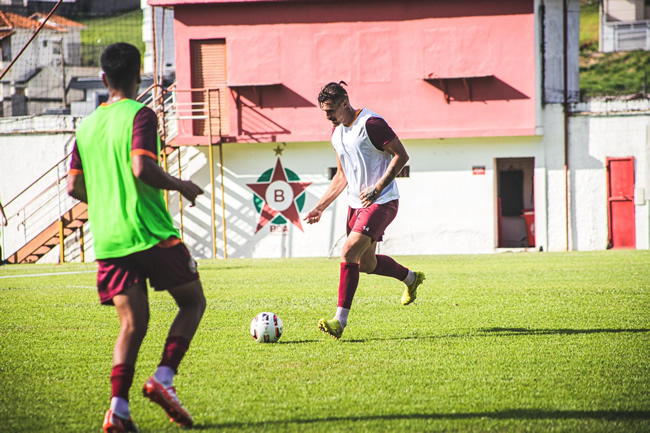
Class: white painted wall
570,100,650,250
111,133,559,259
603,0,645,22
0,123,77,263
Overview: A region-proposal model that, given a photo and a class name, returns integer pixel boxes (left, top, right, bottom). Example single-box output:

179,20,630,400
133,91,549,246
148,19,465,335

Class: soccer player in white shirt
305,81,425,339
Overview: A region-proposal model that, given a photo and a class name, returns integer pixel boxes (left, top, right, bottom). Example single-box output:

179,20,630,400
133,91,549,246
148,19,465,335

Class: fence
0,2,157,117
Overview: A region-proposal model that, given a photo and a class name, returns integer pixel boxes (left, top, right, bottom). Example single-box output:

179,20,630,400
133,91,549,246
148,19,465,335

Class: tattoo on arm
377,166,398,192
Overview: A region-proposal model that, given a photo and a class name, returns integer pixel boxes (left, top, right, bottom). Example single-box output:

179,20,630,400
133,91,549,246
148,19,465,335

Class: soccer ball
250,312,283,343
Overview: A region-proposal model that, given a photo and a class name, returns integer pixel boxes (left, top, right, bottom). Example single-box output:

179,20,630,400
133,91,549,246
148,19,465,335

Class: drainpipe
563,0,570,251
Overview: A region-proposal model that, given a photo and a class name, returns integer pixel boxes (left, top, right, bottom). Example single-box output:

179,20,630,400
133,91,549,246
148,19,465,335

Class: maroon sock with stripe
338,262,360,309
370,254,409,281
110,364,135,401
159,335,190,373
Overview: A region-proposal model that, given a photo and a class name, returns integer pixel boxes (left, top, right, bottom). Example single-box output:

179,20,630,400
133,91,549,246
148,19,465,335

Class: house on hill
0,10,86,115
600,0,650,51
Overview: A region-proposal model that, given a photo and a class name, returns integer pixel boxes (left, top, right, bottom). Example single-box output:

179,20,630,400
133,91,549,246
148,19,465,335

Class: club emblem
246,158,311,233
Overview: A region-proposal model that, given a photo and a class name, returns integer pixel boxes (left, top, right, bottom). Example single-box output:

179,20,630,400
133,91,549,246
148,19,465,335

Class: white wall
127,107,648,258
603,0,645,22
7,29,39,83
154,134,557,259
0,123,77,263
570,100,650,250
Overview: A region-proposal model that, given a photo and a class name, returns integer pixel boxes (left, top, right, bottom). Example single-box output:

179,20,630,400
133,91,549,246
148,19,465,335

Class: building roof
0,30,14,41
30,13,87,30
0,10,43,31
0,10,84,33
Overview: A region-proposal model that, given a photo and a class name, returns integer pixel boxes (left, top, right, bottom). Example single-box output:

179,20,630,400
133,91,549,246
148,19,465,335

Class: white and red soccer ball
250,312,283,343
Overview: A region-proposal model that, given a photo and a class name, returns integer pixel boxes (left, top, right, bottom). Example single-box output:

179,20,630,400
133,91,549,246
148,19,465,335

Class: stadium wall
1,107,648,262
569,100,650,251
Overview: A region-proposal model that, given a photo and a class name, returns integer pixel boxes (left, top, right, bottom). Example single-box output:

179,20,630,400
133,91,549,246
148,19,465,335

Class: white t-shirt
331,108,400,209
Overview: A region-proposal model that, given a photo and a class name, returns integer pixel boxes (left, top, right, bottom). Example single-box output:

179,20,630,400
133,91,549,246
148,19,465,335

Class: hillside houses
0,10,88,115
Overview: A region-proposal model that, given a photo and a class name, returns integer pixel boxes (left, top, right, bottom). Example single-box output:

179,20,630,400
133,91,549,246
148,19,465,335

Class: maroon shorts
96,242,199,305
346,199,399,242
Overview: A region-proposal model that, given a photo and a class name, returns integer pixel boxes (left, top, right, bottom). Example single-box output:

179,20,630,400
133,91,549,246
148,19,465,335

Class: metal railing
1,142,82,263
139,83,228,259
2,82,228,263
603,19,650,52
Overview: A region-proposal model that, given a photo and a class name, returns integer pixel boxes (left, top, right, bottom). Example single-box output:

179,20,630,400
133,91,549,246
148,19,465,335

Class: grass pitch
77,9,146,67
1,251,649,432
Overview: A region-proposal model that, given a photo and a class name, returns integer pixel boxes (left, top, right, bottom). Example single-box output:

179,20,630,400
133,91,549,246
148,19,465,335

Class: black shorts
96,242,199,305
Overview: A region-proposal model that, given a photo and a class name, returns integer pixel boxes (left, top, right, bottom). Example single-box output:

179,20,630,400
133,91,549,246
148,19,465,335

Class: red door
607,157,635,249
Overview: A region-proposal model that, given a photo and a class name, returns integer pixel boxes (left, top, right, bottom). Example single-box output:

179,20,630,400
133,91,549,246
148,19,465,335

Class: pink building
138,0,588,259
149,0,537,144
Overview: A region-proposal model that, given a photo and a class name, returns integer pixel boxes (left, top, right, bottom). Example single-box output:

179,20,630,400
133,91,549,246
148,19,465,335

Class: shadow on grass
479,327,650,336
191,409,650,429
277,339,321,345
341,327,650,343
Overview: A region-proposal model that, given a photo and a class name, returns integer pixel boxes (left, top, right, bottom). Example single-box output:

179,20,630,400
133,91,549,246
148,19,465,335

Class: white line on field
0,270,97,279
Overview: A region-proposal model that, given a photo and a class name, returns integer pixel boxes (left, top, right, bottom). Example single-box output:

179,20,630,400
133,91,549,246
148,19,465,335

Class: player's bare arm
304,155,348,224
67,172,88,203
132,155,204,206
359,137,409,207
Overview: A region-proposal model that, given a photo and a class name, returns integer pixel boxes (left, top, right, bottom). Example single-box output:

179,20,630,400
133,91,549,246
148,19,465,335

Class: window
1,39,11,62
42,40,47,48
190,39,228,136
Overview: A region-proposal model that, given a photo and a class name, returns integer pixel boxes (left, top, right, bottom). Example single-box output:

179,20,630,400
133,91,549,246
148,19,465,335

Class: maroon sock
110,364,135,401
370,254,409,281
338,262,360,309
158,336,190,373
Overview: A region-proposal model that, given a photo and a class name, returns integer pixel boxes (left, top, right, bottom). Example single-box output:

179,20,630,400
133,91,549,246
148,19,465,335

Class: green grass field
580,1,599,50
1,251,649,432
77,9,146,67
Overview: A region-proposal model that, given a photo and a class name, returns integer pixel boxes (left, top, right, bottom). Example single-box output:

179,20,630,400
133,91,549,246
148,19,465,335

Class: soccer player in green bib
68,43,205,433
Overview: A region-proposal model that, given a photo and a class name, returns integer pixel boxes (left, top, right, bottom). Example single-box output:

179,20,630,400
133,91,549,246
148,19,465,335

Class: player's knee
196,290,206,317
121,313,148,338
359,260,376,274
186,289,206,321
191,280,206,314
340,247,360,264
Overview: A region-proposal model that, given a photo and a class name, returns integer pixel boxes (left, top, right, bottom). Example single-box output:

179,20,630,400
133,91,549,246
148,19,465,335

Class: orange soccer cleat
103,410,139,433
142,376,194,428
